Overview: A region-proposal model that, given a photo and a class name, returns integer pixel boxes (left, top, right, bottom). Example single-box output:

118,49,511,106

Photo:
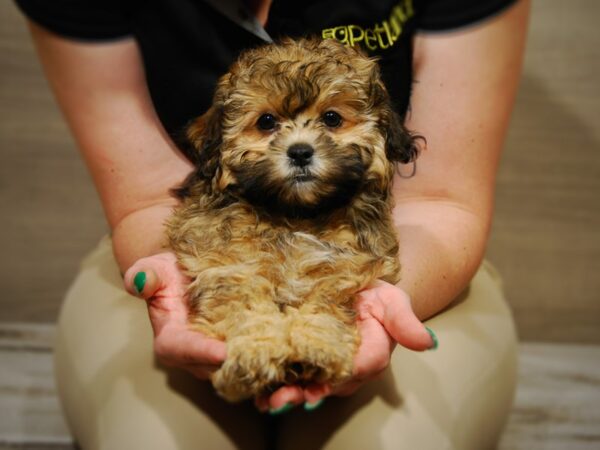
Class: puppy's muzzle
287,143,314,167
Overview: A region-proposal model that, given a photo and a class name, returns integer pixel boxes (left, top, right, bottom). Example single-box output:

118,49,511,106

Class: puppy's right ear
180,106,223,175
173,106,224,199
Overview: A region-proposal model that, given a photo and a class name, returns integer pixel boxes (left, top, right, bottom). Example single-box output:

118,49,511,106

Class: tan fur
167,38,419,402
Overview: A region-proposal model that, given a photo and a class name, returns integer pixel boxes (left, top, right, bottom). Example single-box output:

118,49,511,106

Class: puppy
167,38,419,402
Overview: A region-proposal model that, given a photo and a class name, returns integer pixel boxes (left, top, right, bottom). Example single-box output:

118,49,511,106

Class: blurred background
0,0,599,448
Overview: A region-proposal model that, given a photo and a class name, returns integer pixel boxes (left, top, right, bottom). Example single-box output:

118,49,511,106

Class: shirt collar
202,0,273,42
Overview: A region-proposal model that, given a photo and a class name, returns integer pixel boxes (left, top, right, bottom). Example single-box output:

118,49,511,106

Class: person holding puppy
15,0,529,448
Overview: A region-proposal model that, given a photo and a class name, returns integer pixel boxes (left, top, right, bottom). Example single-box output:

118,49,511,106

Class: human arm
27,23,190,269
26,22,226,375
393,0,530,319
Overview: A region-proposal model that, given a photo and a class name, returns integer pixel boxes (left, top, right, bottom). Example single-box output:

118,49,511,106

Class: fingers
124,253,193,331
254,383,330,414
303,383,330,405
153,324,227,381
352,315,395,380
124,252,188,301
123,253,227,381
269,385,305,411
153,324,227,367
357,282,436,352
124,267,160,299
254,385,305,414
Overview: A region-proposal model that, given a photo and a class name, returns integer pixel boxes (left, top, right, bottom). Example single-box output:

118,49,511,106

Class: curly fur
167,38,419,402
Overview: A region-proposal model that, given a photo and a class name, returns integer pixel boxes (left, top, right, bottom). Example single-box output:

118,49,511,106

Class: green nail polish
269,402,294,416
426,326,439,350
304,398,324,411
133,272,146,295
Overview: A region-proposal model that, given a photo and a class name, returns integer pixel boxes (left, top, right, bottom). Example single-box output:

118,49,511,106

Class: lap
54,238,517,450
54,237,268,450
279,260,518,450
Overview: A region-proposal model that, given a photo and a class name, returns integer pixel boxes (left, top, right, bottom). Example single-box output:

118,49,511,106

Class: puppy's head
179,38,419,218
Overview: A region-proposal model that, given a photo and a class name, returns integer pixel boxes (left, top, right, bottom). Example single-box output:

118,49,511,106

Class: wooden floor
0,323,598,449
0,324,71,450
498,344,600,450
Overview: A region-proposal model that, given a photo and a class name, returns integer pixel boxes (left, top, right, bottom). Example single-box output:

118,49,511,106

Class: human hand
329,280,437,396
254,280,436,413
124,253,227,379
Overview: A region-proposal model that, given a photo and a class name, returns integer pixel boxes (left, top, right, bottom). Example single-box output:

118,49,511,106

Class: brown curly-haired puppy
167,38,419,402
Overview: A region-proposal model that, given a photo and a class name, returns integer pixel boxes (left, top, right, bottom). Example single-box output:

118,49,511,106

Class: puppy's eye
257,113,277,131
322,111,343,128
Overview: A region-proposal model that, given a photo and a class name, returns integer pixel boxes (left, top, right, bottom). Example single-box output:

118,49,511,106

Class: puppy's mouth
290,169,315,183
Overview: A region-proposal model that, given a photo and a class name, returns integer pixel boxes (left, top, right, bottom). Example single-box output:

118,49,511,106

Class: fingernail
133,271,146,295
269,402,295,416
304,398,324,411
426,326,439,350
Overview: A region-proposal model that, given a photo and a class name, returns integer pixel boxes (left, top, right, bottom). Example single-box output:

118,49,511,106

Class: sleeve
416,0,518,31
14,0,131,41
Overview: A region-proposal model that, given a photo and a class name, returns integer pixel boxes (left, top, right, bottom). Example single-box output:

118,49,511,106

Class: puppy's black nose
287,143,314,167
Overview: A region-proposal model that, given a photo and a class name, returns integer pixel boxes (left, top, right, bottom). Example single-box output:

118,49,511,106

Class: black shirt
15,0,516,137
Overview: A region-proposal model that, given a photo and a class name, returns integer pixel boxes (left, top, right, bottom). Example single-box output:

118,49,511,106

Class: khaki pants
54,237,518,450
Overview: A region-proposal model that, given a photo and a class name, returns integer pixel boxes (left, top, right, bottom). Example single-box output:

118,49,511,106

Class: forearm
393,199,490,320
112,202,178,273
392,1,529,319
26,23,194,274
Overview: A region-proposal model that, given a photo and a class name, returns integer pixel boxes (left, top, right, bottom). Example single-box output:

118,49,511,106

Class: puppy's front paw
211,317,291,402
287,313,359,386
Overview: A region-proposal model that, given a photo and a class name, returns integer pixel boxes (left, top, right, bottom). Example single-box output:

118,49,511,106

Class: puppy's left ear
382,106,421,165
371,77,422,164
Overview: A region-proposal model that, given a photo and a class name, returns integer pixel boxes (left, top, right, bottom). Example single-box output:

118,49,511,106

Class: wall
487,0,600,342
0,2,107,321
